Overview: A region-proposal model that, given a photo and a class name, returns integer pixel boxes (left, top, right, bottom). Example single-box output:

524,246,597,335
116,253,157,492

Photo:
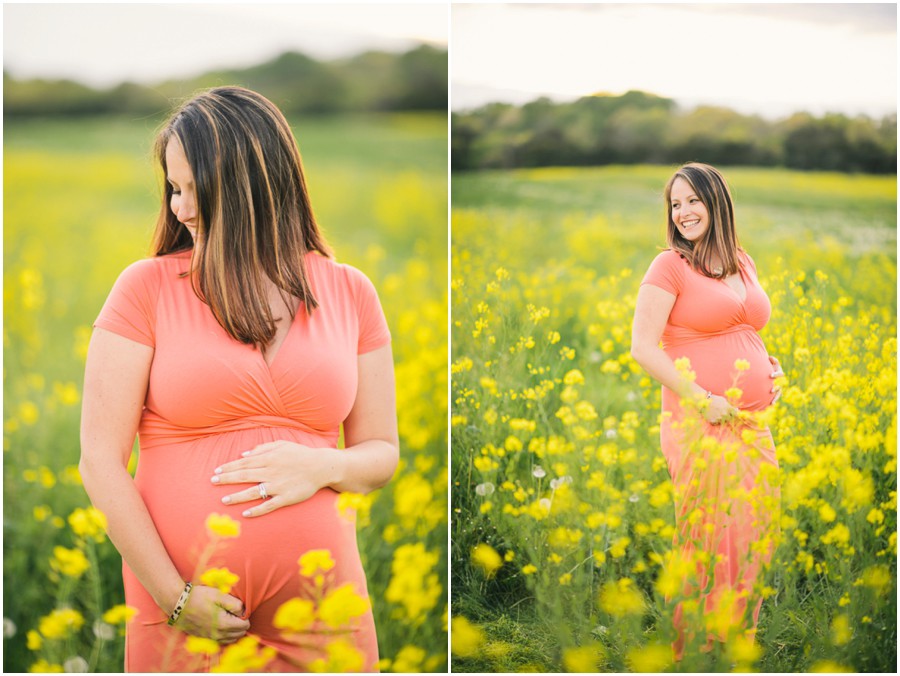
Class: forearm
79,456,184,613
327,439,399,495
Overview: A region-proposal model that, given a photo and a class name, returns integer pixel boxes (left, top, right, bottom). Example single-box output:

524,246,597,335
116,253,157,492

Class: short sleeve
640,250,685,296
346,266,391,354
93,259,160,347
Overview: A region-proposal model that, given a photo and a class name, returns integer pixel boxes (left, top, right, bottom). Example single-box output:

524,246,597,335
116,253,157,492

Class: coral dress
94,249,390,672
640,249,780,651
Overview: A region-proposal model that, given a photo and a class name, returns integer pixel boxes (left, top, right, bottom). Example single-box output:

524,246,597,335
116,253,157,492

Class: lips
680,219,700,228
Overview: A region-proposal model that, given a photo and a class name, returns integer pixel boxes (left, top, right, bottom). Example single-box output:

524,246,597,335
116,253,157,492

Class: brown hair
664,162,742,278
151,86,332,346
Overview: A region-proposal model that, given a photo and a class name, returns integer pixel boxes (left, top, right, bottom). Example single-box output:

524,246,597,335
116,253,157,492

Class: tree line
452,91,896,174
3,45,447,118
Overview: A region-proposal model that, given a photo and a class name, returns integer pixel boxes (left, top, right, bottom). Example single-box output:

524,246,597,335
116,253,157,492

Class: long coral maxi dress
640,249,781,654
94,249,390,672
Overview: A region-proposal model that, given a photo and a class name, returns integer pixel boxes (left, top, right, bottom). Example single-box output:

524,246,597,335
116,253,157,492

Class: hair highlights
151,86,332,346
664,163,742,278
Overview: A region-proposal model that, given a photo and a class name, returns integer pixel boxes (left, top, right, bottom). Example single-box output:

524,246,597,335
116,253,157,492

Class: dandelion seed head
92,620,115,641
475,482,495,496
63,656,89,673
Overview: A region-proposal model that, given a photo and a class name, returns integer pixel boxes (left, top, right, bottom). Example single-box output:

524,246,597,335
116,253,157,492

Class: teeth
682,219,699,227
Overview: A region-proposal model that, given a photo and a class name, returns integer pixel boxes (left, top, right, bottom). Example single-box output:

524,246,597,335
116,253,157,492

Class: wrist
166,581,194,626
154,576,189,614
327,448,348,490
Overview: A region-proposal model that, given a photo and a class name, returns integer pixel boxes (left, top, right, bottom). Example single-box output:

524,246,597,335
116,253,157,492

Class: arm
630,284,736,423
80,328,249,641
213,343,400,516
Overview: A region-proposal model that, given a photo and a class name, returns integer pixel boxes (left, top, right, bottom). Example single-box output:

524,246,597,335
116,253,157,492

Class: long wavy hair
151,86,332,346
664,162,742,278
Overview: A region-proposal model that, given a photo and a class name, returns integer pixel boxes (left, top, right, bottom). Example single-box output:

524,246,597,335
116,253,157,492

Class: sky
452,3,897,119
3,2,449,88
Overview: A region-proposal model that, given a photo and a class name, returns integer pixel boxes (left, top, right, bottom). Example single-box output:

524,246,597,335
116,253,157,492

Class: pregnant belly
132,427,364,617
668,330,775,411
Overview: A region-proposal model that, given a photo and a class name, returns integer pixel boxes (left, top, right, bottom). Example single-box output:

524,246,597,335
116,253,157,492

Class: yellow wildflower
38,608,84,640
598,578,644,617
562,643,604,672
298,549,335,577
471,543,503,578
627,642,671,672
450,616,484,657
67,507,107,543
102,605,137,625
810,660,853,673
831,614,851,646
390,645,426,673
273,598,316,633
319,584,369,629
49,546,90,578
26,630,42,650
309,638,365,673
199,567,239,594
28,659,63,673
212,636,276,673
186,636,220,655
205,513,240,539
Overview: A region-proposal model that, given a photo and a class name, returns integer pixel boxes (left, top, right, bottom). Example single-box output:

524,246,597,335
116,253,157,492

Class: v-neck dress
641,249,780,652
94,249,390,672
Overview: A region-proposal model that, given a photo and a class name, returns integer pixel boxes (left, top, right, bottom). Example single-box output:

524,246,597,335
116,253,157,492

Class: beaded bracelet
167,582,193,626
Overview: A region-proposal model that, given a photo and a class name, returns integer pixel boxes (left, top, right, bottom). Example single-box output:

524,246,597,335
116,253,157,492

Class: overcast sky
452,3,897,119
3,3,448,87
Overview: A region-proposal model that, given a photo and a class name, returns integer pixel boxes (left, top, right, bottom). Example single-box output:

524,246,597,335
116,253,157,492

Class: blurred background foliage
452,90,896,174
4,44,447,118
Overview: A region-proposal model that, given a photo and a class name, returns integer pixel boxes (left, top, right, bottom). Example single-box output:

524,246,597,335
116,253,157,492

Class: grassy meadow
3,112,448,672
450,166,896,672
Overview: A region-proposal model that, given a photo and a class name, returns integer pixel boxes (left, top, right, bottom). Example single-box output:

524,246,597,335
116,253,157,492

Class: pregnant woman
631,163,782,658
80,87,398,671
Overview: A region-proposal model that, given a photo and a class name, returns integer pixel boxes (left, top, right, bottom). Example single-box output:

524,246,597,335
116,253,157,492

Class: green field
4,113,448,672
451,166,896,672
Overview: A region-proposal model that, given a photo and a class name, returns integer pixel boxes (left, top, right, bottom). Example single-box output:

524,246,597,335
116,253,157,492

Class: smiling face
164,136,199,241
668,176,710,243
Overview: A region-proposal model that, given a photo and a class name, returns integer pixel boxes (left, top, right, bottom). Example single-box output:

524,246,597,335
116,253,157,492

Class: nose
173,192,196,224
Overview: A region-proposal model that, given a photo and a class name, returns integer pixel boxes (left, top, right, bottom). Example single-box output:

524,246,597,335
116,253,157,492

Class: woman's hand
702,393,739,425
769,355,785,403
173,584,249,643
211,441,338,517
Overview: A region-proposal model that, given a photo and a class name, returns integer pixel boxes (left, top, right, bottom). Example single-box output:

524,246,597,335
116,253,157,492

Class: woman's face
165,137,198,241
669,176,710,242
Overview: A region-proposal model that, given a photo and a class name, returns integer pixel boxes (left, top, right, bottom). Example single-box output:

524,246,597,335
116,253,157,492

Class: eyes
671,198,701,209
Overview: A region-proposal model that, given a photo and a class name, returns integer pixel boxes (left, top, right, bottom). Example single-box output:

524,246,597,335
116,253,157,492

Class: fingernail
214,467,222,474
242,510,252,517
211,476,220,484
241,451,250,457
222,496,231,504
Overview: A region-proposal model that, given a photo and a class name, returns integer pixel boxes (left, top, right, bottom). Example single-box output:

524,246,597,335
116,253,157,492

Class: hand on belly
210,440,338,518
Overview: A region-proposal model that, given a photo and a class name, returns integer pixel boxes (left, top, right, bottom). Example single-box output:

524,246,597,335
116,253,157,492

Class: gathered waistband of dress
137,413,338,449
663,322,763,349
